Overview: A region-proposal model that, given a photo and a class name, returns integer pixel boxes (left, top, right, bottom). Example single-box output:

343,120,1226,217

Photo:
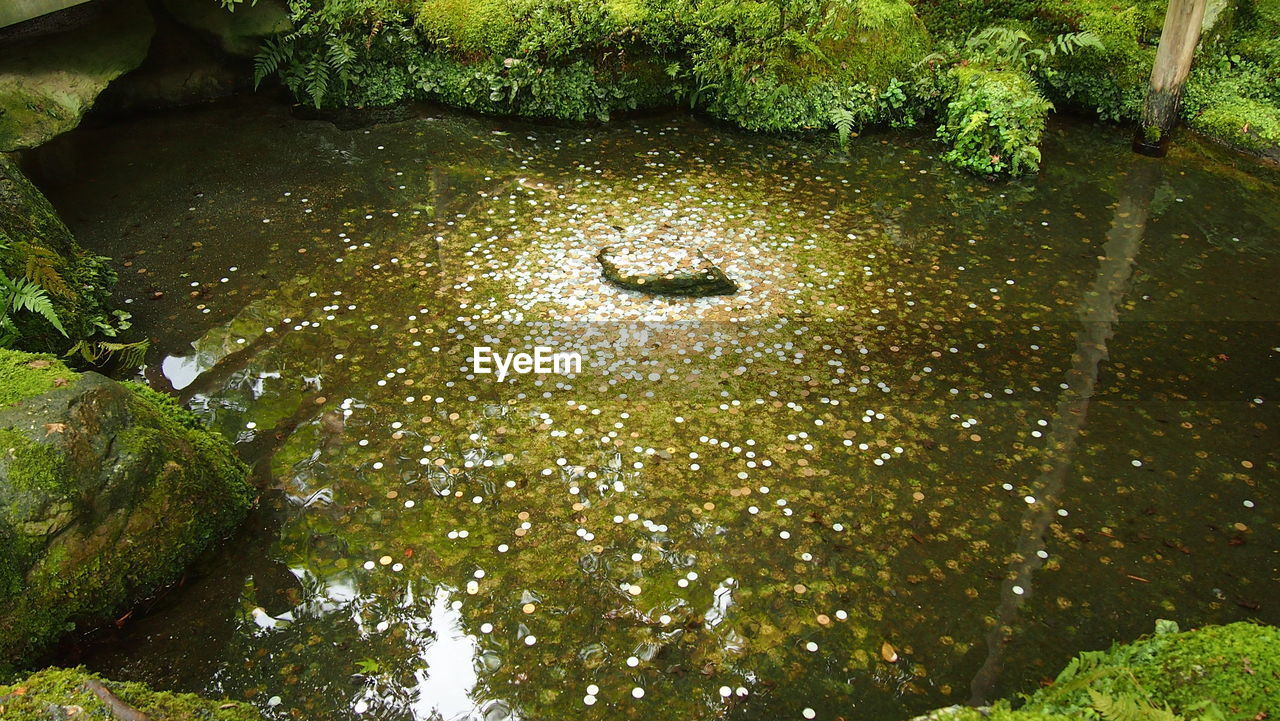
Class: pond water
26,99,1279,721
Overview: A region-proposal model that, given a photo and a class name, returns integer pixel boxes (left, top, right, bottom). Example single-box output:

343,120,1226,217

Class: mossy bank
915,621,1278,721
0,349,252,673
233,0,1280,175
0,666,263,721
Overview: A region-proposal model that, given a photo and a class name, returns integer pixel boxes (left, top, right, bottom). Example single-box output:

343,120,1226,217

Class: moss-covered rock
1027,620,1279,720
0,666,264,720
0,0,155,151
598,241,738,296
0,153,117,353
0,349,252,674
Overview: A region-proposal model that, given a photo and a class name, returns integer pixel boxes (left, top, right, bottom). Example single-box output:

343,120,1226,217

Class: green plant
935,64,1051,177
0,243,66,348
63,339,150,369
1034,2,1152,122
1026,621,1276,721
922,25,1103,73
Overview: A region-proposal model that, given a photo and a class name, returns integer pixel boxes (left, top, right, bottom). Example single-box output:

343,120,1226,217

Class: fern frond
829,106,856,148
1089,689,1181,721
304,58,331,108
326,36,356,68
254,37,295,88
21,245,73,299
3,275,65,336
64,339,150,368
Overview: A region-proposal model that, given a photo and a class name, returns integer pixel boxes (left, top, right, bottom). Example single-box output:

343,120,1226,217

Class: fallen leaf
881,642,899,663
26,360,51,369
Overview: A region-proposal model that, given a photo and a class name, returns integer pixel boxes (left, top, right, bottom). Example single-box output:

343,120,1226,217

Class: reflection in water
411,588,484,721
969,160,1163,704
162,354,203,391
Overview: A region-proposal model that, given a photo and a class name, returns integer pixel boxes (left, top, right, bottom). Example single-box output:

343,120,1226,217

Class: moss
0,666,264,720
0,427,68,499
0,349,75,408
124,380,203,430
253,0,930,131
1035,0,1154,122
907,622,1279,721
1189,95,1280,159
691,0,930,132
910,705,1074,721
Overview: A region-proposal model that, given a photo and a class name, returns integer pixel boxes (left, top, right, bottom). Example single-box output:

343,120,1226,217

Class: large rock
597,240,738,297
0,349,251,672
0,0,155,151
162,0,290,58
0,153,117,352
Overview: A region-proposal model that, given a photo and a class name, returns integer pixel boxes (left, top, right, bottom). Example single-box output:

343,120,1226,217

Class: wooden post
1135,0,1207,156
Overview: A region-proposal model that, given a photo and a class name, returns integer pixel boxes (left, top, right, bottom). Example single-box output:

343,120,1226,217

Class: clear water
27,99,1280,721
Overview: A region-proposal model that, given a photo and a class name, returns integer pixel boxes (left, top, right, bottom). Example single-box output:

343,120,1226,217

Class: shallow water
27,99,1279,721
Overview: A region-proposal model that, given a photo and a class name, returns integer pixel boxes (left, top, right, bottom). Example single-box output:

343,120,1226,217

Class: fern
64,339,150,369
923,26,1105,73
304,57,332,108
1,273,65,338
0,313,17,348
829,106,856,147
255,36,295,88
1051,31,1104,58
20,244,72,299
1089,689,1182,721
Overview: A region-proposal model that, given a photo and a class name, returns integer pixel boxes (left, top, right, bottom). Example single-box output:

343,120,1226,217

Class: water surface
28,99,1280,721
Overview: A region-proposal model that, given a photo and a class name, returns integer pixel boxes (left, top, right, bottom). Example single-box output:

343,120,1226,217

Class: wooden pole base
1132,130,1169,158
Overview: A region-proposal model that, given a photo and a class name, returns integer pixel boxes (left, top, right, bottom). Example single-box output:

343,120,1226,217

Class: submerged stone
597,241,738,297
